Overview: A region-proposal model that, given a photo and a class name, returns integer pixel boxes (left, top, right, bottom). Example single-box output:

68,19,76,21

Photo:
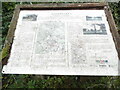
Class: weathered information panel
2,8,120,75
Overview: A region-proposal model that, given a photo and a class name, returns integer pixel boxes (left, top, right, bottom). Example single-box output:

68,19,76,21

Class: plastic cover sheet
2,10,120,75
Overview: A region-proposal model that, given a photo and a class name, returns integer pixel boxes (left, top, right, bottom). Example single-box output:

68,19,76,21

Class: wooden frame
2,3,120,66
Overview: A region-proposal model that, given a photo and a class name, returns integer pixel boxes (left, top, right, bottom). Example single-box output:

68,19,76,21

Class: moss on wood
0,44,10,61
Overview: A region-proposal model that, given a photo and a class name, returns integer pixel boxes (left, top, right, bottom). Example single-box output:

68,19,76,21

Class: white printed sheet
2,10,120,75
